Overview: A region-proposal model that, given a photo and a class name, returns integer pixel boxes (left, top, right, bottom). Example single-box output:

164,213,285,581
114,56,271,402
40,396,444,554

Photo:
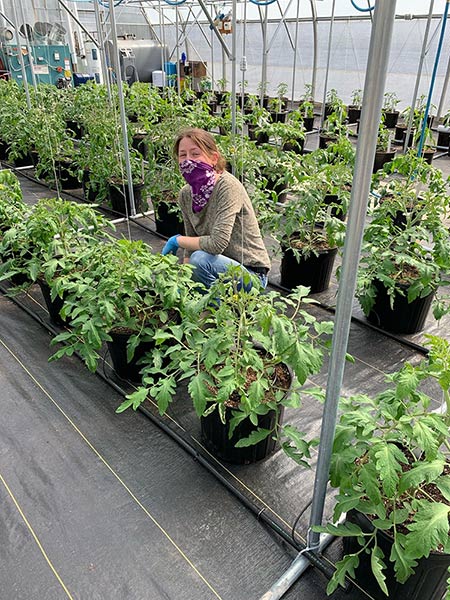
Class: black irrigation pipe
0,282,342,587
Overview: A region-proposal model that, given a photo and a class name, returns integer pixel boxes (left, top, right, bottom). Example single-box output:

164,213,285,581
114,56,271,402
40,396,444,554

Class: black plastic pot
247,125,269,145
215,91,226,105
38,280,69,327
437,127,450,149
282,138,305,154
270,111,288,124
0,140,10,161
321,194,345,222
201,403,284,465
366,279,434,334
154,201,184,237
344,510,450,600
132,134,148,160
419,148,435,164
382,110,399,129
261,172,288,203
280,246,338,293
108,181,144,215
66,120,84,140
324,103,335,119
347,106,361,124
55,160,81,190
81,170,98,203
302,116,315,132
373,150,395,173
107,330,155,382
319,134,337,149
13,153,34,168
394,125,415,147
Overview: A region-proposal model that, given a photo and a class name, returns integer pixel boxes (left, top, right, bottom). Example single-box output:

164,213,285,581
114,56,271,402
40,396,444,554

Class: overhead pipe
403,0,435,154
417,0,450,156
259,2,398,598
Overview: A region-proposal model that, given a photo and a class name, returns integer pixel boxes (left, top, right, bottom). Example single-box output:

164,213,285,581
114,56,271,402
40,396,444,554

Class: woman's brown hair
173,128,227,172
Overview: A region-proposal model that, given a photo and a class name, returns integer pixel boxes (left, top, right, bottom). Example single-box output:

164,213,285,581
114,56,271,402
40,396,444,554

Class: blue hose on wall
417,0,450,156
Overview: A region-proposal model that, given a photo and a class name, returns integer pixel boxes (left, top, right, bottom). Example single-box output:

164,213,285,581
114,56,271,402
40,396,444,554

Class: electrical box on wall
0,44,72,86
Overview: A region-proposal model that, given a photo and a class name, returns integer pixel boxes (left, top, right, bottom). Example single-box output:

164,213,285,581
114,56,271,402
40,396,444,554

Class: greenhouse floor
1,159,449,600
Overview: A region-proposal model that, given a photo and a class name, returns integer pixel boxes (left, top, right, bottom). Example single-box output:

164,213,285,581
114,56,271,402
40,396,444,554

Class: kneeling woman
161,127,270,289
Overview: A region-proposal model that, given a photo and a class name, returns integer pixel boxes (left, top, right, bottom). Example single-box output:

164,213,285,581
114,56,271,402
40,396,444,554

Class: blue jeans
189,251,268,290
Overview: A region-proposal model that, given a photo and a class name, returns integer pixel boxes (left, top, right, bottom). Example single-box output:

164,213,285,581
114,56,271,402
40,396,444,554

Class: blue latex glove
161,234,181,256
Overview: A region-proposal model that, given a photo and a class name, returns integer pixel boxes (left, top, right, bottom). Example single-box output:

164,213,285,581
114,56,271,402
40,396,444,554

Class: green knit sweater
178,171,271,270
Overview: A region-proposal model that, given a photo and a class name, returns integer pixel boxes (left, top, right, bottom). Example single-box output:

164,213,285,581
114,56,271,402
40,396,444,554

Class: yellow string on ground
1,293,376,598
0,473,74,600
0,337,223,600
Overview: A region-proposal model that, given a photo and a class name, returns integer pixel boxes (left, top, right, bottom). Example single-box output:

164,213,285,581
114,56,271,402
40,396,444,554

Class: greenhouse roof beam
168,4,213,62
197,0,232,60
265,0,295,53
57,0,99,47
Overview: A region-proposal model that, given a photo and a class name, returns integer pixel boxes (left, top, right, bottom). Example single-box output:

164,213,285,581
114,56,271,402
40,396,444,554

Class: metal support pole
93,0,112,99
417,0,450,156
108,0,137,217
175,7,181,93
18,0,37,89
259,517,346,600
210,13,215,90
0,0,5,27
9,3,31,107
320,0,336,128
290,0,301,109
309,0,318,100
258,3,398,598
436,52,450,121
230,0,237,135
309,0,397,550
260,6,268,101
404,0,434,153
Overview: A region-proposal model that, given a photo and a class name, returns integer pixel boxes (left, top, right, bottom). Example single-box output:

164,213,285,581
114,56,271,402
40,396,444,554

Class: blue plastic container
164,62,177,86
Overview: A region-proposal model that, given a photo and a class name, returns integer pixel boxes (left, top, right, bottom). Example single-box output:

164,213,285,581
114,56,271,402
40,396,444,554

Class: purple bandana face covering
179,159,216,213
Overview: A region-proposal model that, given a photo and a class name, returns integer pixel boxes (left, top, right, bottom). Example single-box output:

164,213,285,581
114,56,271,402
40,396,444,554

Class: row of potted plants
1,79,449,335
0,170,331,468
1,165,449,599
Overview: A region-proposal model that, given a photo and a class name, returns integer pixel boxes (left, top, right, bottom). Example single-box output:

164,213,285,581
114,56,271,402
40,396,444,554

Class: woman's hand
161,235,181,255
